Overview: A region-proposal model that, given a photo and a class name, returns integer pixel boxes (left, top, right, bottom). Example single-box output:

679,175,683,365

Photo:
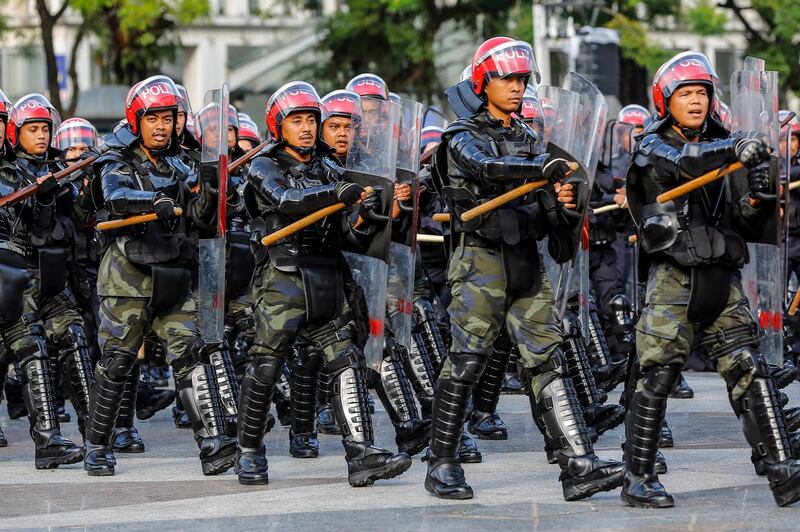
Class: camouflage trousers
251,264,355,367
0,274,85,364
97,295,199,382
439,244,563,397
227,292,255,346
636,262,758,400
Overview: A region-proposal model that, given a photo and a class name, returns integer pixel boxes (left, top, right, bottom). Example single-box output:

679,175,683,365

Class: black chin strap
287,143,313,156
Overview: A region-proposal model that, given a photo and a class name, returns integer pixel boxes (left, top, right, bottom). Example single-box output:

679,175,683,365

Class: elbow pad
678,139,738,177
277,184,338,215
480,154,548,184
105,189,157,215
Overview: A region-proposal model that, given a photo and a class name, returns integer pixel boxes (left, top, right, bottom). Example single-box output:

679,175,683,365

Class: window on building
2,47,46,100
715,49,743,103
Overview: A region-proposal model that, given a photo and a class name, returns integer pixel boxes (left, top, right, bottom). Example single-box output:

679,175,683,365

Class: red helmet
780,110,800,136
228,104,240,132
185,113,199,142
652,51,718,119
0,90,11,124
265,81,322,141
125,75,179,136
7,93,61,148
197,103,239,134
321,90,362,124
519,94,543,121
55,117,98,150
346,73,389,101
471,37,540,96
237,112,260,144
618,104,650,127
175,84,192,114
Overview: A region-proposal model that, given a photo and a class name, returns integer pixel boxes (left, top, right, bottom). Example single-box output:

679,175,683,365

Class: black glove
357,190,381,218
200,163,218,187
153,193,177,220
36,174,59,197
747,161,771,195
336,181,364,206
542,157,572,183
735,138,770,168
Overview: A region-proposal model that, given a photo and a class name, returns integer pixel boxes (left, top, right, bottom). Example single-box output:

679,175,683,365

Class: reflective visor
474,41,540,83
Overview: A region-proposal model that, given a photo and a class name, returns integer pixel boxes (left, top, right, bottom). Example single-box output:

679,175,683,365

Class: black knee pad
450,352,487,384
249,355,285,385
326,343,363,375
106,350,138,381
63,323,90,347
15,336,48,367
723,345,767,391
641,363,682,396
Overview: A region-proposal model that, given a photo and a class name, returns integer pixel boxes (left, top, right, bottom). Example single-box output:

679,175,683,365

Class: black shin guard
621,364,680,508
468,335,509,440
178,364,236,476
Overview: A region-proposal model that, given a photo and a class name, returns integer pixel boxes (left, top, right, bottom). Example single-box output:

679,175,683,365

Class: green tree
72,0,209,85
310,0,522,100
34,0,209,116
717,0,800,97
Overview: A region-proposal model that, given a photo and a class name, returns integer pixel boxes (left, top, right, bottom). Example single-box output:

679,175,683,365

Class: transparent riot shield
197,84,230,345
342,98,401,369
537,75,608,328
731,61,782,365
384,98,423,351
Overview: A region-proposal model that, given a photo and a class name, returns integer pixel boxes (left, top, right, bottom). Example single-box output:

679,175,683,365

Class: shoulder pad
441,117,481,141
102,127,138,150
247,155,282,185
167,155,192,179
93,149,129,172
321,155,345,178
635,134,663,158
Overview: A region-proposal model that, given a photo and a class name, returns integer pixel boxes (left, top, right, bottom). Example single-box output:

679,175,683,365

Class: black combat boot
112,363,145,453
84,363,127,476
669,374,694,398
457,429,482,463
178,364,237,476
375,339,430,456
289,346,321,458
621,364,679,508
22,356,84,469
331,364,412,487
468,337,509,440
424,376,473,499
659,419,674,447
531,370,624,501
235,358,281,485
135,376,176,420
731,352,800,507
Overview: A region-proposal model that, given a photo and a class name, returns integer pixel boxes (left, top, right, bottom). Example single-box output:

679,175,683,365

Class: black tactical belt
462,233,501,250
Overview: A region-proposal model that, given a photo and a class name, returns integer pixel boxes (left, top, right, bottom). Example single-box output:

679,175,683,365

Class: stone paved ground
1,372,799,530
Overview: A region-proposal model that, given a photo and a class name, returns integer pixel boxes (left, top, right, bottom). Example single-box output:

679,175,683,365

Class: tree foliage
311,0,521,100
71,0,209,86
29,0,208,116
718,0,800,97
